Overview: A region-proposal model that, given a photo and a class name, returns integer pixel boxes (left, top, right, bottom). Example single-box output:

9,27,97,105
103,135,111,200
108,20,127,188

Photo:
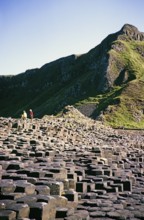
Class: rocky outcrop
119,24,144,41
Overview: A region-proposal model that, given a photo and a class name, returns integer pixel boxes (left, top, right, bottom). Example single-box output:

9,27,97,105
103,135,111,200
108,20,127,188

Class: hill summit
0,24,144,128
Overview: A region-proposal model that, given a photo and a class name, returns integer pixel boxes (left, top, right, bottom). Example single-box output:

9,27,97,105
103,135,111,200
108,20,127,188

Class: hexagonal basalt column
6,203,30,219
29,202,56,220
76,182,87,193
0,210,16,220
62,189,78,202
14,180,36,195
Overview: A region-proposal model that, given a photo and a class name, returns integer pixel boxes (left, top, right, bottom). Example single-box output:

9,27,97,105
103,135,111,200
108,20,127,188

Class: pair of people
21,109,34,120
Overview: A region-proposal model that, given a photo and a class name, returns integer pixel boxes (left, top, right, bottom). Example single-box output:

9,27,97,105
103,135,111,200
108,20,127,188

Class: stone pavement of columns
0,112,144,220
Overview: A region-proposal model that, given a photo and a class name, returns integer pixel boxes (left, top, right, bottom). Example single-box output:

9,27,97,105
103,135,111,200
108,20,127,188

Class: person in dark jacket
29,109,34,120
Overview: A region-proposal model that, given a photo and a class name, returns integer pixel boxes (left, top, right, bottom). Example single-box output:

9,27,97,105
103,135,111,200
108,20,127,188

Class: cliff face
0,24,144,128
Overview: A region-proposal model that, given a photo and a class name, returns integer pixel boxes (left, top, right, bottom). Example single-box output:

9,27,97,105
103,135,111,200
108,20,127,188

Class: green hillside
75,38,144,128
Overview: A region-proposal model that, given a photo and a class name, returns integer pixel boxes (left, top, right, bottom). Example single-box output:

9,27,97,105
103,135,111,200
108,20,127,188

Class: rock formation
0,107,144,219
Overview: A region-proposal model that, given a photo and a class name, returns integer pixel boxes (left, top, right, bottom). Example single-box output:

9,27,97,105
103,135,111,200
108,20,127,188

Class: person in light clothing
21,111,27,120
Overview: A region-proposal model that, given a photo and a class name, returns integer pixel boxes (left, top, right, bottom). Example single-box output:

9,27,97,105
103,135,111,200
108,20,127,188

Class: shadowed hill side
0,24,144,128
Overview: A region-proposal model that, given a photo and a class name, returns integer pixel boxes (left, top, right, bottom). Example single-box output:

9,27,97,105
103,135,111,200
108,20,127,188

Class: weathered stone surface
65,210,90,220
0,210,16,220
0,202,5,210
53,196,68,207
14,181,36,195
0,181,16,193
63,189,78,202
6,203,30,219
29,201,56,220
35,185,50,195
76,182,87,193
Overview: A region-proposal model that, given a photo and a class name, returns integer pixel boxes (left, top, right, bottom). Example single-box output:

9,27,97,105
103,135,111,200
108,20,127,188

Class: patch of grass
108,40,144,86
103,80,144,128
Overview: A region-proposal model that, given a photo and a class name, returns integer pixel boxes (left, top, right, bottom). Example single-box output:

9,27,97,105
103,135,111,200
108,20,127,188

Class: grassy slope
75,39,144,128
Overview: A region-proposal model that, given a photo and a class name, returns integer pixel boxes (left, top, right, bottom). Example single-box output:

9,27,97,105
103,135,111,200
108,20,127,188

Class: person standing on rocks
21,110,27,129
29,109,34,120
7,118,13,133
21,110,27,120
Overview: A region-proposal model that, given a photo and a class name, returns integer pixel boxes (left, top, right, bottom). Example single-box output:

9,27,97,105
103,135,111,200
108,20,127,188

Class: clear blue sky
0,0,144,75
